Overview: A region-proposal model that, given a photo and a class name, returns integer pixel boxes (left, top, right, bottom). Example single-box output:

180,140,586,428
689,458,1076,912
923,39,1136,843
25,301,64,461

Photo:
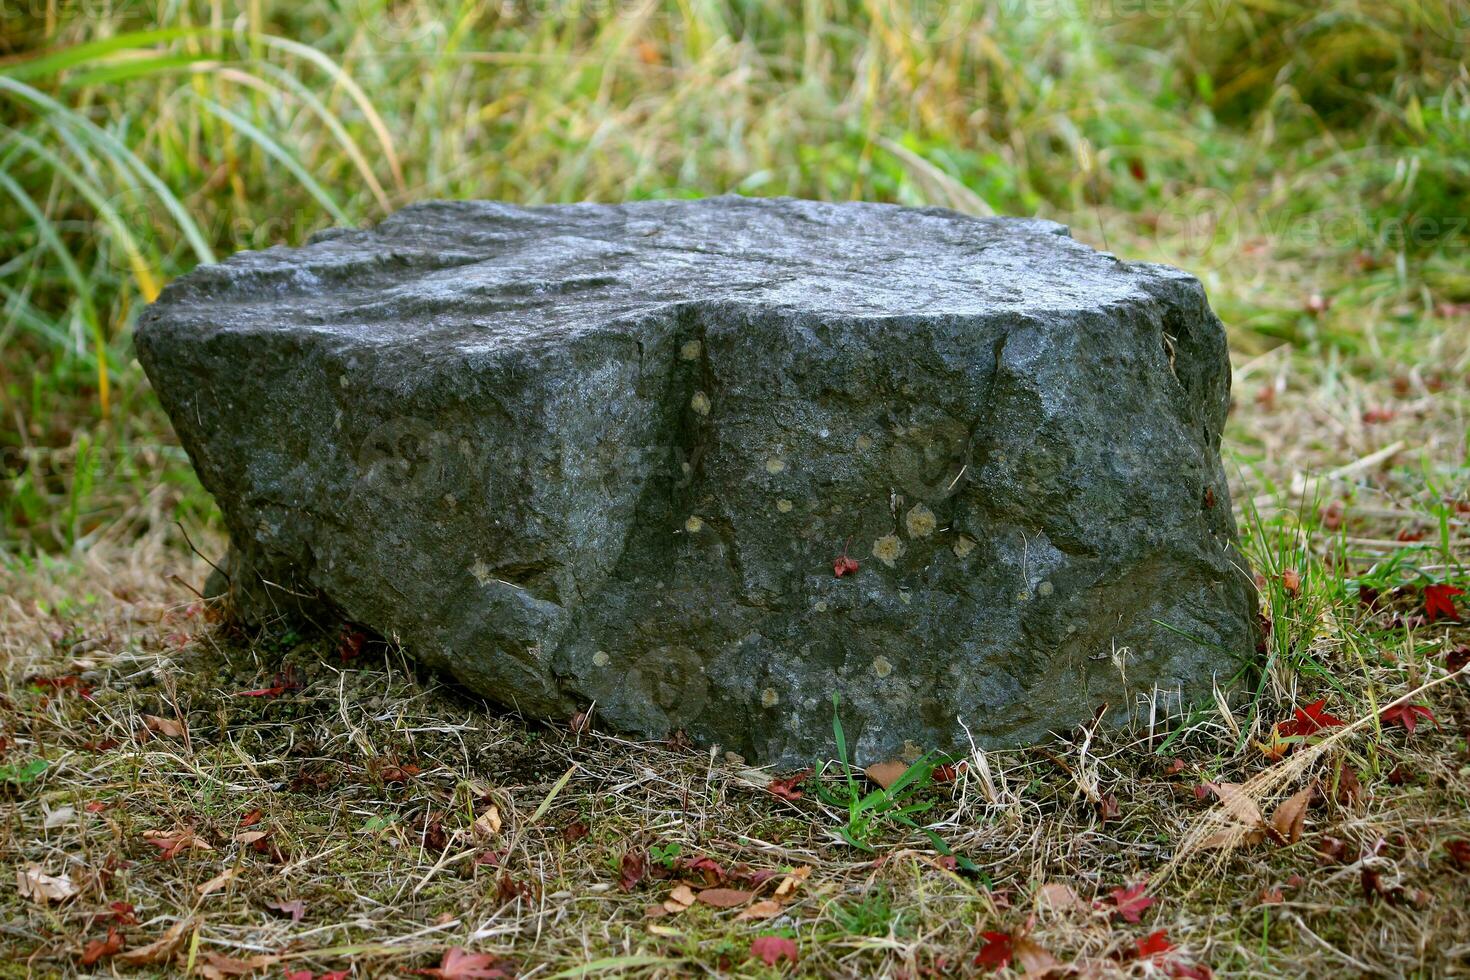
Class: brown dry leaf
865,760,908,789
772,865,812,903
1209,782,1265,828
643,904,669,919
736,899,784,921
198,951,277,978
16,865,77,904
197,867,236,896
473,806,502,837
115,918,192,966
1013,935,1061,977
143,714,186,738
234,830,270,845
1269,784,1315,845
696,887,754,908
1036,882,1089,915
667,884,696,908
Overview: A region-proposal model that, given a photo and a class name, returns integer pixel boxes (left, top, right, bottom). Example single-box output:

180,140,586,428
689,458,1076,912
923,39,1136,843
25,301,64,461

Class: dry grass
1,331,1466,976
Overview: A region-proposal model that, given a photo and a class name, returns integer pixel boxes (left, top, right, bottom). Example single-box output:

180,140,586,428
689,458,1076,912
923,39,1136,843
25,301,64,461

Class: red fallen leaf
619,850,647,892
1362,406,1395,424
1280,569,1301,595
1136,930,1174,959
496,873,535,905
1444,839,1470,870
1380,703,1440,736
1259,887,1284,904
768,769,810,801
1128,158,1146,182
377,760,420,783
561,821,590,843
973,931,1013,971
1358,585,1382,610
239,808,263,828
338,628,366,662
1165,757,1187,776
267,898,306,922
412,947,509,979
1169,964,1214,980
1425,584,1464,622
678,855,728,885
1317,836,1351,865
79,925,125,966
933,761,968,783
1441,646,1469,674
1397,527,1426,542
750,935,798,967
85,801,108,813
474,849,506,867
82,738,120,752
1334,763,1364,806
1109,880,1155,923
1277,698,1346,738
109,901,138,925
234,666,301,698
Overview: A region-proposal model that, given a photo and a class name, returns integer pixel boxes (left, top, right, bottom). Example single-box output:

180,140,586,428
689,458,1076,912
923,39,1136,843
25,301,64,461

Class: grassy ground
3,1,1469,976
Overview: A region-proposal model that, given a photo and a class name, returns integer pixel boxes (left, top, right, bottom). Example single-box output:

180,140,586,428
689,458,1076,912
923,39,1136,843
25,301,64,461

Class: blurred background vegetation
2,0,1467,558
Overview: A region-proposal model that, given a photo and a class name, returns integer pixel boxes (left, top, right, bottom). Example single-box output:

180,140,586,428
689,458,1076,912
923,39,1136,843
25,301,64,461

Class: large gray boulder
137,196,1257,766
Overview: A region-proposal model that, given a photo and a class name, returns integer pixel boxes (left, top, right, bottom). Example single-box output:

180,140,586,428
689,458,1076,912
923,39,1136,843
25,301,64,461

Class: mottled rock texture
137,196,1257,766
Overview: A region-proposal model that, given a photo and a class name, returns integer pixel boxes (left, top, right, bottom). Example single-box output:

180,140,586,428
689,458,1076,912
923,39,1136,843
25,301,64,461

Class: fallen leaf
17,865,77,904
1380,703,1439,736
109,901,138,925
1037,882,1089,915
618,850,646,892
666,884,696,907
767,769,810,801
143,714,186,738
1334,763,1364,806
1281,569,1301,595
1136,929,1174,959
267,898,306,922
233,667,301,698
973,931,1013,971
1424,583,1464,622
1208,782,1264,828
1276,699,1345,738
1109,880,1154,923
115,918,191,966
473,806,502,837
736,899,783,920
198,952,278,978
561,820,590,842
197,866,236,896
144,828,213,860
696,887,754,908
1096,793,1121,822
1013,936,1061,976
865,759,908,789
79,926,125,966
1268,784,1315,845
750,935,798,967
1259,887,1285,904
772,865,811,903
235,830,270,845
412,947,509,979
1446,840,1470,871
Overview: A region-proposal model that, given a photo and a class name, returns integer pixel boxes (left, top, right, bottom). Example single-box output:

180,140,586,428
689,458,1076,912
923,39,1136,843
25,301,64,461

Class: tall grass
2,0,1466,553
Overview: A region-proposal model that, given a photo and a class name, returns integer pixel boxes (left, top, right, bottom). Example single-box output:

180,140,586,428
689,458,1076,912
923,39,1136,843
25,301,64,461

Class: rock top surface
138,196,1258,766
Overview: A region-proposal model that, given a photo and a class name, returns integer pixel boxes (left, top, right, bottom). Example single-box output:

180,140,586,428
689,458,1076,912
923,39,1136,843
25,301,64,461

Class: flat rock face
137,196,1257,766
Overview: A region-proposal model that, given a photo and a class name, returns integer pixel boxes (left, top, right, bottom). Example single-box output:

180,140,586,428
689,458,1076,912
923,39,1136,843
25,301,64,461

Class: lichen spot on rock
813,600,829,613
776,498,794,513
679,339,702,361
872,534,905,567
470,558,493,587
905,503,937,538
690,391,711,416
338,374,349,389
592,650,611,668
1037,580,1055,597
953,535,977,558
765,456,786,475
855,433,874,451
873,656,894,678
685,515,704,534
761,688,780,708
